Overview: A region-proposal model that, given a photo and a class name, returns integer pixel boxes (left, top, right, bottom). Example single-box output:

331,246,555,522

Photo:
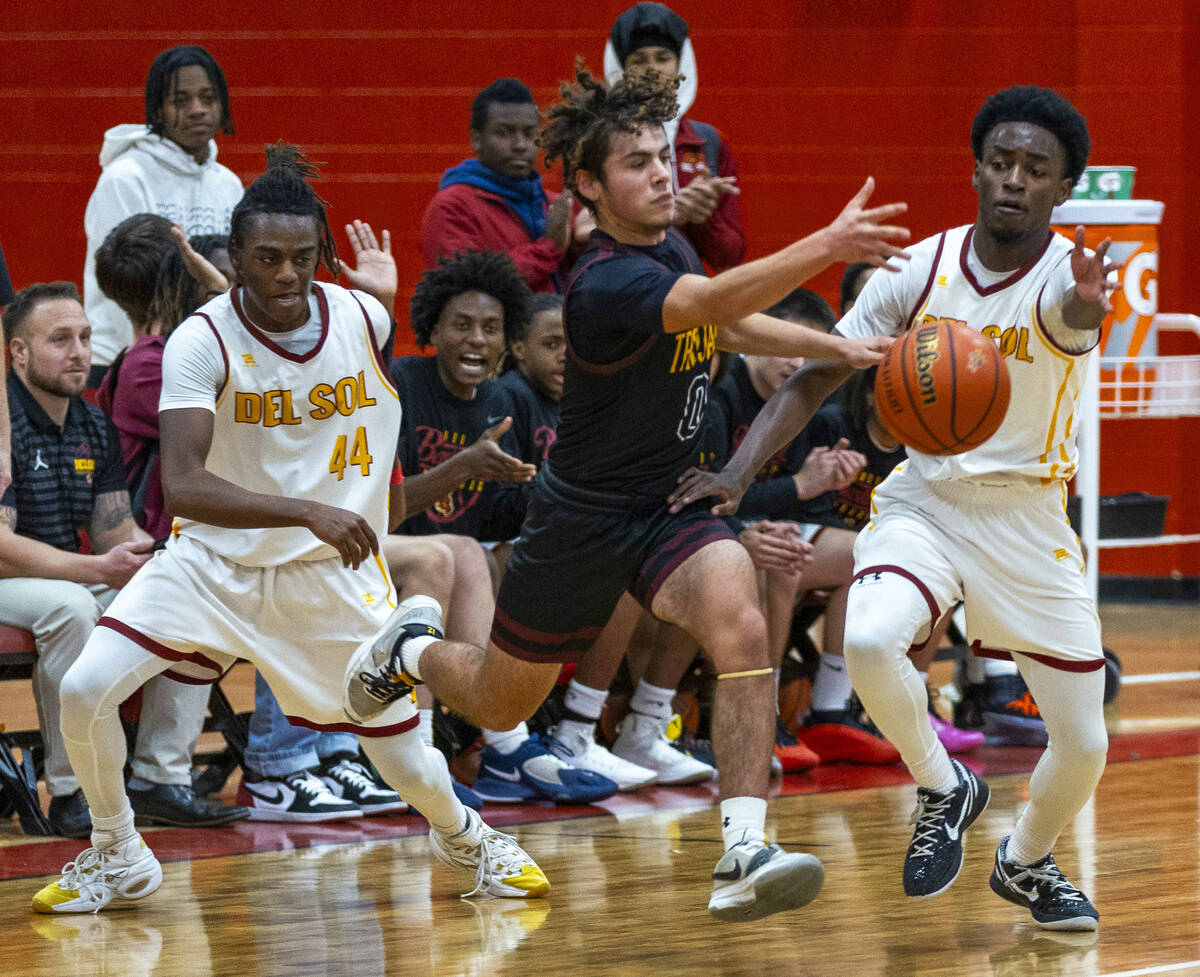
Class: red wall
2,1,1196,575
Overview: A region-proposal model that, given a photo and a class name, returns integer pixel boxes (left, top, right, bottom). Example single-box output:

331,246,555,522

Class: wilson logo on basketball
914,325,940,405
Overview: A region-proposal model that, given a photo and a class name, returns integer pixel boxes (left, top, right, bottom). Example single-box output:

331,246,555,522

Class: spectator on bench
0,282,247,836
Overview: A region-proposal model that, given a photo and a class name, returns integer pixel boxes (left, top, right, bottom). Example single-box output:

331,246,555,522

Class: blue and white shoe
473,734,617,805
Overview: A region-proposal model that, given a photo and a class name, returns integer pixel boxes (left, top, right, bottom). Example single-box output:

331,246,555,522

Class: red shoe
797,707,901,765
774,719,820,772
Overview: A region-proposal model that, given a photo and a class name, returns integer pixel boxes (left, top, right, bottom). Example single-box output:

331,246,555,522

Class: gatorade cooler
1051,199,1164,358
1051,199,1164,413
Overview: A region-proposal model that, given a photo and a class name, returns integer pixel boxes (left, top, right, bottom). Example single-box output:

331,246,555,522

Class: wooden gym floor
0,600,1197,977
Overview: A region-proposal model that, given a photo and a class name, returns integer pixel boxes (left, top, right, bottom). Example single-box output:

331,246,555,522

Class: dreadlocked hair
540,59,678,211
843,366,878,443
230,142,340,275
148,234,229,340
409,250,532,350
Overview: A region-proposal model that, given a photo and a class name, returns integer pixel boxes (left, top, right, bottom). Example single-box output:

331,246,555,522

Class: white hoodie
603,37,698,183
83,124,244,366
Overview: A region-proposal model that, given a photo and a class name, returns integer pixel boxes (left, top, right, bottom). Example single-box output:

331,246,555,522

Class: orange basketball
874,319,1010,455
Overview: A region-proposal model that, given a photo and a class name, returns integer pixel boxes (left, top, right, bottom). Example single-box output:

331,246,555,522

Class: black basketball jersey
495,368,560,467
391,355,522,540
549,229,711,500
804,403,907,531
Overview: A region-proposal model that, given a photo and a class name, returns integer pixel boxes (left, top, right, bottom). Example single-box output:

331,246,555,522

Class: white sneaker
32,835,163,914
547,723,656,791
708,843,824,922
237,770,363,822
430,807,551,899
612,713,716,786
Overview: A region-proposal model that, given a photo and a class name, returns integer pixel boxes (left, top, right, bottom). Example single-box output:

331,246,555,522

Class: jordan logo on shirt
32,449,49,471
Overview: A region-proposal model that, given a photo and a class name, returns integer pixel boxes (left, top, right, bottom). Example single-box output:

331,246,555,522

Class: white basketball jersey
170,283,400,566
900,225,1095,487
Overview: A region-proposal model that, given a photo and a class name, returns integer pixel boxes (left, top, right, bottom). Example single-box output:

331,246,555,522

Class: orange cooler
1050,199,1164,358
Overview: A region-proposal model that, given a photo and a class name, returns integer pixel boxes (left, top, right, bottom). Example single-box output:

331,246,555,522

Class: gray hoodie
83,124,243,366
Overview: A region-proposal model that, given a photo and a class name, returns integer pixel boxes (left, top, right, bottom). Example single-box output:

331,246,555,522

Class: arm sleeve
683,136,746,272
159,318,226,413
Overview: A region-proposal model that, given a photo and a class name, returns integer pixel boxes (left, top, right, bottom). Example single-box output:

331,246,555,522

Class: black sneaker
343,596,441,723
980,673,1047,747
47,789,91,839
903,758,989,897
989,836,1099,930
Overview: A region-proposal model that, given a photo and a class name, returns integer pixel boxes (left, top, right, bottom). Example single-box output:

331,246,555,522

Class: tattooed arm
0,501,151,588
87,490,153,554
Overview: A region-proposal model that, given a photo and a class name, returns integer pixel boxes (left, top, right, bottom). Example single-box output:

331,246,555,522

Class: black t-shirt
495,368,560,468
3,373,126,551
391,355,525,540
549,228,711,500
803,403,907,530
712,356,826,523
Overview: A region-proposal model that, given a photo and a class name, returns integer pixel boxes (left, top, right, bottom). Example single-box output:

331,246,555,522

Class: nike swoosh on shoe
481,765,523,783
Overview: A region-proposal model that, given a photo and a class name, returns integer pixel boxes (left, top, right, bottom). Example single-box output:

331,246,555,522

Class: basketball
874,319,1011,455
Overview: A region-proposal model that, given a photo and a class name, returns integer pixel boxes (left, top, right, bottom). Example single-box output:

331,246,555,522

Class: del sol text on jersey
234,371,377,426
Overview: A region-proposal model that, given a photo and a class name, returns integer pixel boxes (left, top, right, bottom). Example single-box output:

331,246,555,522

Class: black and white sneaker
236,770,363,823
344,596,442,723
318,757,408,815
707,843,824,922
903,758,989,897
989,836,1099,930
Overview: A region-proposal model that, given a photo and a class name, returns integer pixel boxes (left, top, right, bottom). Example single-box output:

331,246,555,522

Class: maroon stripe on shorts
632,518,738,608
286,713,420,738
971,641,1106,673
490,608,603,663
97,617,224,683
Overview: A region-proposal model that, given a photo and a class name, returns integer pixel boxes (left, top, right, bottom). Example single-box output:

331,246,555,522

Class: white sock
91,807,137,852
720,796,767,851
630,680,675,721
809,653,853,712
482,724,529,754
564,679,608,721
400,635,438,681
965,654,988,683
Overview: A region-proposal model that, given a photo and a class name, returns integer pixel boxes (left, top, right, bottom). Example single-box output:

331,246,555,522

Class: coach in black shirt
0,282,246,836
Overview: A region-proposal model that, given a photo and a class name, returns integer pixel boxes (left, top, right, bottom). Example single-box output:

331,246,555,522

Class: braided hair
230,142,339,275
539,60,678,211
145,46,234,138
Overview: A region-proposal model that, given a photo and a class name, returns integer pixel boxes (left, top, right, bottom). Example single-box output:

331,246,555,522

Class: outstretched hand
342,220,397,313
463,417,538,483
172,225,229,296
825,177,911,270
1070,225,1118,311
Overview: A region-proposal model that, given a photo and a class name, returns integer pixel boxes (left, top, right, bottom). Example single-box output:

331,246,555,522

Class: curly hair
970,86,1090,185
540,60,678,211
230,142,339,276
408,250,532,350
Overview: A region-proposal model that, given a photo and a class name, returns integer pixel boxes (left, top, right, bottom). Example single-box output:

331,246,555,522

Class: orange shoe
774,720,820,772
796,707,901,765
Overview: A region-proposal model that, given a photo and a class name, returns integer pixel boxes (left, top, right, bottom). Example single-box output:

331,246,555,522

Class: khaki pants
0,577,209,797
